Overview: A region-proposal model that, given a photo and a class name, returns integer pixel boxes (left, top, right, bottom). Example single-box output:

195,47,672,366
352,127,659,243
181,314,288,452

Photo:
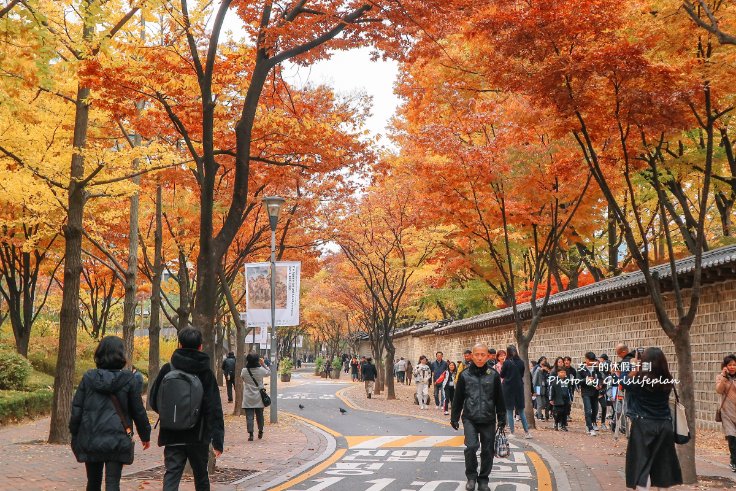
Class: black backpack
156,364,204,431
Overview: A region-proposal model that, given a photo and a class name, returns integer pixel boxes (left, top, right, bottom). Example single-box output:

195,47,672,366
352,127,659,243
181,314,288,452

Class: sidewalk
338,381,736,490
0,384,328,490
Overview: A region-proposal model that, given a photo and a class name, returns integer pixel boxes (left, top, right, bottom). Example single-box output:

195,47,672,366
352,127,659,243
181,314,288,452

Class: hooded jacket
149,348,225,451
69,369,151,463
221,353,236,377
451,362,506,425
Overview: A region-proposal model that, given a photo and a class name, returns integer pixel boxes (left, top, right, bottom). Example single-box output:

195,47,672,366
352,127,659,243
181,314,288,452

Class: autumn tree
337,177,436,399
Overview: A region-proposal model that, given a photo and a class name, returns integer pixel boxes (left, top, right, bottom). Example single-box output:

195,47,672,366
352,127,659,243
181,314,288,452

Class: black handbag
109,394,135,465
247,368,272,407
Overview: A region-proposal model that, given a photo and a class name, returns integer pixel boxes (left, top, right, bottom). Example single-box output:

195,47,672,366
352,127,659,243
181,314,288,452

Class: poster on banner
245,261,301,327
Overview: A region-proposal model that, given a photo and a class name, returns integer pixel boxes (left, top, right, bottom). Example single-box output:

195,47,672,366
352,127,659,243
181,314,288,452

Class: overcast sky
220,12,400,144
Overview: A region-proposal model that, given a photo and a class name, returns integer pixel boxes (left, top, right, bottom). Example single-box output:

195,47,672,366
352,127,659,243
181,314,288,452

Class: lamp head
263,196,285,230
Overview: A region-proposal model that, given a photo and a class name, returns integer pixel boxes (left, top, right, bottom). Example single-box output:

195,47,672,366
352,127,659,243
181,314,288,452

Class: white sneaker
600,423,607,430
524,432,532,439
589,430,598,436
444,410,449,415
592,425,599,431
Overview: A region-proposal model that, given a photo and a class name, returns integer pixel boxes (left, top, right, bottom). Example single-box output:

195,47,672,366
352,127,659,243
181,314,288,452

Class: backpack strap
109,394,133,438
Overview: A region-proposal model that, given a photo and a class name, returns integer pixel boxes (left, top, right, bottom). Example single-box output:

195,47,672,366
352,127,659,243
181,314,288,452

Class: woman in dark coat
625,347,682,489
69,336,151,491
500,345,531,438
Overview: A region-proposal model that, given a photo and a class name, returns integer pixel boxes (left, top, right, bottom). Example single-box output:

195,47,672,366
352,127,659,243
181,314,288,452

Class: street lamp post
263,196,285,423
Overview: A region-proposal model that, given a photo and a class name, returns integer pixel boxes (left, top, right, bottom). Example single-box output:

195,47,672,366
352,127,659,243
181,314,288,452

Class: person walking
500,345,531,438
598,353,612,430
456,349,473,381
625,347,682,490
450,342,506,491
443,361,458,415
430,351,449,409
350,356,360,382
414,355,432,409
533,361,551,421
717,354,736,472
395,357,407,384
578,351,604,436
149,328,225,491
549,367,571,431
362,357,377,398
405,359,413,385
494,350,506,376
325,359,332,379
241,353,270,441
70,336,151,491
222,351,236,403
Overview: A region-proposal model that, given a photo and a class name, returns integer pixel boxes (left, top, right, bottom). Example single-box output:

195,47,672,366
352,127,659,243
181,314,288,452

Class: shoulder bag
248,368,272,407
672,386,690,445
716,377,733,422
109,394,135,465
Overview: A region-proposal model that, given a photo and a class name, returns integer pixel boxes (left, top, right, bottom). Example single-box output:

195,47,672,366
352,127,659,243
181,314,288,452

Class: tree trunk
122,152,141,365
9,309,30,357
518,339,536,430
215,320,224,386
607,206,618,274
49,82,91,444
177,249,191,331
384,347,396,400
672,330,697,484
234,320,245,416
147,184,163,410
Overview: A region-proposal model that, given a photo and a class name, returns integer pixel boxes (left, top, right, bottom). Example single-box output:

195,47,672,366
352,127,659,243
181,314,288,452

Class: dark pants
85,461,123,491
444,386,455,411
582,393,599,430
553,403,570,427
163,443,210,491
225,373,235,402
397,371,405,383
598,396,608,425
462,419,495,484
625,417,683,488
728,436,736,466
433,383,443,407
245,407,264,434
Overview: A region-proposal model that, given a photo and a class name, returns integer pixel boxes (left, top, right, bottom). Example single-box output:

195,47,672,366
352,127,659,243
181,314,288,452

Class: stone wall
361,278,736,430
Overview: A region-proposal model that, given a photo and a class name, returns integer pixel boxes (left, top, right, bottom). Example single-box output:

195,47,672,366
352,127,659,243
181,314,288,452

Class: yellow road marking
379,435,426,447
345,435,380,447
283,411,343,438
526,451,553,490
435,435,465,447
269,448,347,491
335,387,360,410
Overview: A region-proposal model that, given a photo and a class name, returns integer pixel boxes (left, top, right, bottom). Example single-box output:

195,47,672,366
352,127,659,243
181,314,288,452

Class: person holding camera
451,342,506,491
242,353,270,441
717,354,736,472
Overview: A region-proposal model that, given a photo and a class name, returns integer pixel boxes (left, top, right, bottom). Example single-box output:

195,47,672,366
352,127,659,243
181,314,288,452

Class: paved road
271,376,555,491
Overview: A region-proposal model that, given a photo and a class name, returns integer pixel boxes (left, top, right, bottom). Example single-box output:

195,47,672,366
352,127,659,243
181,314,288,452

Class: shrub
279,356,293,376
0,351,32,390
0,390,53,425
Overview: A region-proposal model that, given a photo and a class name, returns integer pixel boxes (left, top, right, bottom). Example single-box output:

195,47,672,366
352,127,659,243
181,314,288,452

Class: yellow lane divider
526,450,553,490
269,448,347,491
283,411,343,438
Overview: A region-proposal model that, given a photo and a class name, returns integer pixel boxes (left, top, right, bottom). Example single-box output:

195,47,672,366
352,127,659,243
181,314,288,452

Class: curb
243,412,338,490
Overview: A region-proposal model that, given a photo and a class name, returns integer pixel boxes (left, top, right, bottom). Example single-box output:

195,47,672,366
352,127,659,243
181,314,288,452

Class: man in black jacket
150,328,225,491
451,343,506,491
577,351,604,436
221,352,236,403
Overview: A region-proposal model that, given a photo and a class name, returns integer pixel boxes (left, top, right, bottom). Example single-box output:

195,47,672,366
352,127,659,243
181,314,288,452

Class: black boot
258,430,264,440
248,432,254,441
465,479,476,491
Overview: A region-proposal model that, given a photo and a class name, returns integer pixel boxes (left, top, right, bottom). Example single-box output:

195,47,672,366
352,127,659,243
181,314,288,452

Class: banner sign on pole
245,261,301,327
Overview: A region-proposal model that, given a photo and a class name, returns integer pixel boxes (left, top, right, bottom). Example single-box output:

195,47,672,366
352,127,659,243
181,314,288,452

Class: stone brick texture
362,278,736,431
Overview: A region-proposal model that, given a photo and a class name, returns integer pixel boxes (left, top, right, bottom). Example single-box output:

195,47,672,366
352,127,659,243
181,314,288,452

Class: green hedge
0,389,53,425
